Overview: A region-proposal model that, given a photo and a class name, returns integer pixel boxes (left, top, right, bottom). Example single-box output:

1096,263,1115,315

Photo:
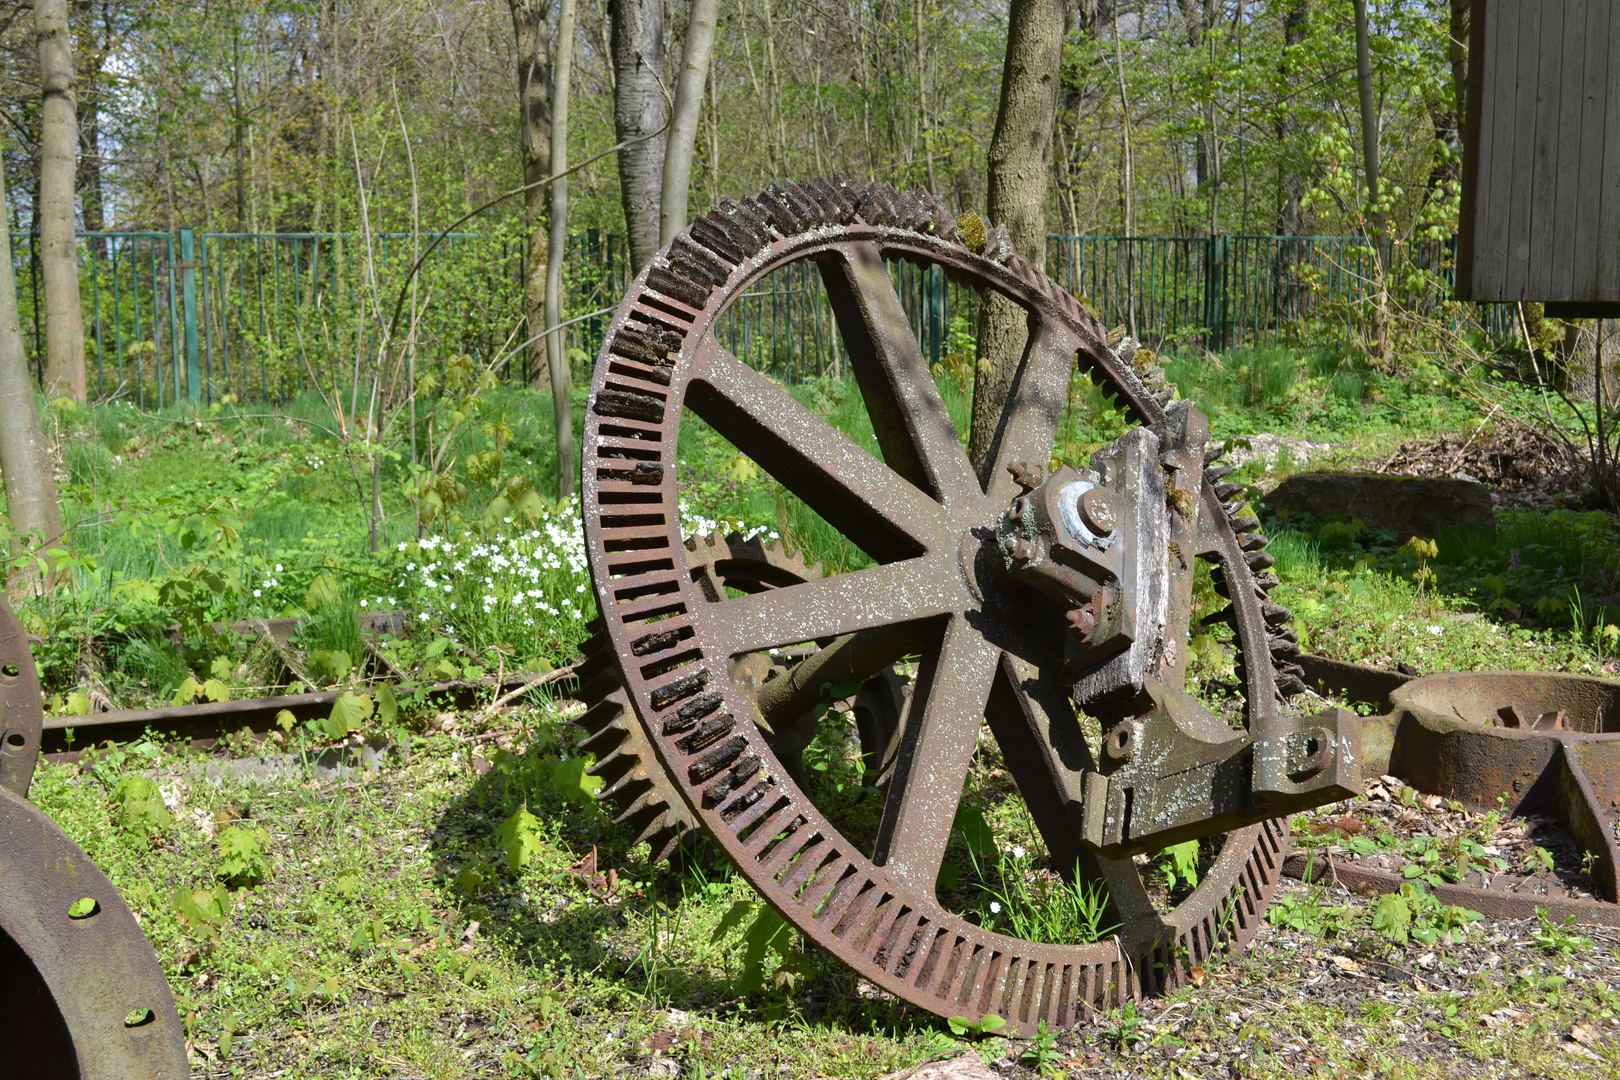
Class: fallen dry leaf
1330,955,1364,977
1189,965,1205,987
1570,1023,1601,1047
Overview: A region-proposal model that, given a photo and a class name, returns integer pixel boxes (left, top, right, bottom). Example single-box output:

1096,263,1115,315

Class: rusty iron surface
1388,671,1620,903
0,594,189,1079
1,588,42,797
578,180,1308,1034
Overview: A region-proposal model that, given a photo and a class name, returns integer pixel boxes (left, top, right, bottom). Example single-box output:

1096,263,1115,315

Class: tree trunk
507,0,551,391
659,0,719,245
0,149,64,595
546,0,577,498
1354,0,1390,364
611,0,667,271
967,0,1063,474
35,0,85,402
1273,0,1308,236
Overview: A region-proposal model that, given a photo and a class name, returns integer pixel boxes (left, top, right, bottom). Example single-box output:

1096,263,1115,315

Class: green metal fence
10,228,1512,405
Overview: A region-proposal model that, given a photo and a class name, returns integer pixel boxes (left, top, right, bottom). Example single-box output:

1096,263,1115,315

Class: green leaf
323,691,373,739
275,709,297,733
1163,840,1200,889
952,805,996,861
171,676,200,707
201,678,232,703
217,824,272,886
947,1016,971,1036
976,1013,1007,1035
739,905,792,992
936,858,961,893
305,572,343,613
1371,893,1412,944
173,885,232,937
209,656,234,680
710,900,757,944
550,757,603,803
374,684,398,727
492,804,544,873
332,868,363,897
63,690,92,716
112,775,174,834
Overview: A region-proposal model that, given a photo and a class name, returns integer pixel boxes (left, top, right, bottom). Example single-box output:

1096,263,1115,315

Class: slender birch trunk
611,0,667,270
507,0,552,390
546,0,578,497
660,0,720,245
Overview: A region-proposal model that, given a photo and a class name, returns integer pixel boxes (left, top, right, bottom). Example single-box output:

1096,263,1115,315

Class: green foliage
1532,909,1593,956
112,775,174,835
491,805,545,874
1158,840,1200,891
217,825,273,887
322,691,374,740
1265,886,1354,939
172,884,232,939
1019,1019,1061,1075
1370,883,1482,946
946,1012,1006,1039
712,900,806,996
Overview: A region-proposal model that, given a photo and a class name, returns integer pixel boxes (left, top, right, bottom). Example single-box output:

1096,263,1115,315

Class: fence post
1205,235,1228,351
178,227,201,403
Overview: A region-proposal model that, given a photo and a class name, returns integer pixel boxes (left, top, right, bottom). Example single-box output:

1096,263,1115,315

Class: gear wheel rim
576,531,828,864
581,179,1293,1034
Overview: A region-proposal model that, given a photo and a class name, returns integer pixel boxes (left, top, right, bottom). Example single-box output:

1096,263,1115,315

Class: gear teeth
1238,533,1269,552
1200,605,1235,628
690,215,747,264
1269,627,1299,646
1245,550,1276,571
1229,516,1260,534
1253,570,1280,590
1269,638,1303,663
1262,602,1292,625
1221,499,1244,517
1213,481,1244,501
1276,672,1308,696
1205,465,1234,482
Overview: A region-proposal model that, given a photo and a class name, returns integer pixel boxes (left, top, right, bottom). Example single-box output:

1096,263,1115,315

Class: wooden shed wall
1458,0,1620,303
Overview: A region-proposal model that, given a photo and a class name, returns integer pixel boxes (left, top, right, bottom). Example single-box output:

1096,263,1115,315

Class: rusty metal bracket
1081,681,1361,855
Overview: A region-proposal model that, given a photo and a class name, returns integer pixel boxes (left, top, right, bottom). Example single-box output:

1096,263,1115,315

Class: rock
881,1054,999,1080
1212,433,1331,470
1264,471,1495,537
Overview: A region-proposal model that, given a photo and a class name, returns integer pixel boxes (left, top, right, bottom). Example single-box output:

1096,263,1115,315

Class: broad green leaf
324,691,373,739
332,868,363,897
171,676,200,707
275,709,297,733
1164,840,1200,889
1371,893,1411,944
550,757,603,803
209,657,234,680
976,1013,1007,1034
374,683,398,727
952,806,996,861
936,859,961,893
202,678,231,703
112,775,174,833
305,572,343,613
492,805,544,873
63,690,91,716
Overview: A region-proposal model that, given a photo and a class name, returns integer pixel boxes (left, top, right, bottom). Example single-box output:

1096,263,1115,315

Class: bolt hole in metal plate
581,181,1293,1033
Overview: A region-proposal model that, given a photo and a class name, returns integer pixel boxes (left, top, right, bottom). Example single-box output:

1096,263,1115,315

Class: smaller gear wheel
575,531,832,863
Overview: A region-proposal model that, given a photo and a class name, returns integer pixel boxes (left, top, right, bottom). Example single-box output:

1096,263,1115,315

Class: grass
8,341,1620,1075
30,704,1620,1078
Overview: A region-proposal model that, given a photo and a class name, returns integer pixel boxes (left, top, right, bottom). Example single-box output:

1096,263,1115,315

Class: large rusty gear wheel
581,180,1294,1034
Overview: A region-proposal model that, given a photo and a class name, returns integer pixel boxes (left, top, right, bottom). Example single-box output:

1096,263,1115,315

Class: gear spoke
699,554,962,658
872,615,1000,892
981,318,1084,505
818,242,982,509
686,335,947,561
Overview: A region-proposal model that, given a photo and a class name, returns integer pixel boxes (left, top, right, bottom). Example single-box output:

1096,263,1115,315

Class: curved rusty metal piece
1390,671,1620,902
0,590,42,796
581,180,1289,1033
0,593,189,1079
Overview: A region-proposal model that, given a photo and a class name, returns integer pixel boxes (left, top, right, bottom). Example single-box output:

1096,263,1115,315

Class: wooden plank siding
1459,0,1620,303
